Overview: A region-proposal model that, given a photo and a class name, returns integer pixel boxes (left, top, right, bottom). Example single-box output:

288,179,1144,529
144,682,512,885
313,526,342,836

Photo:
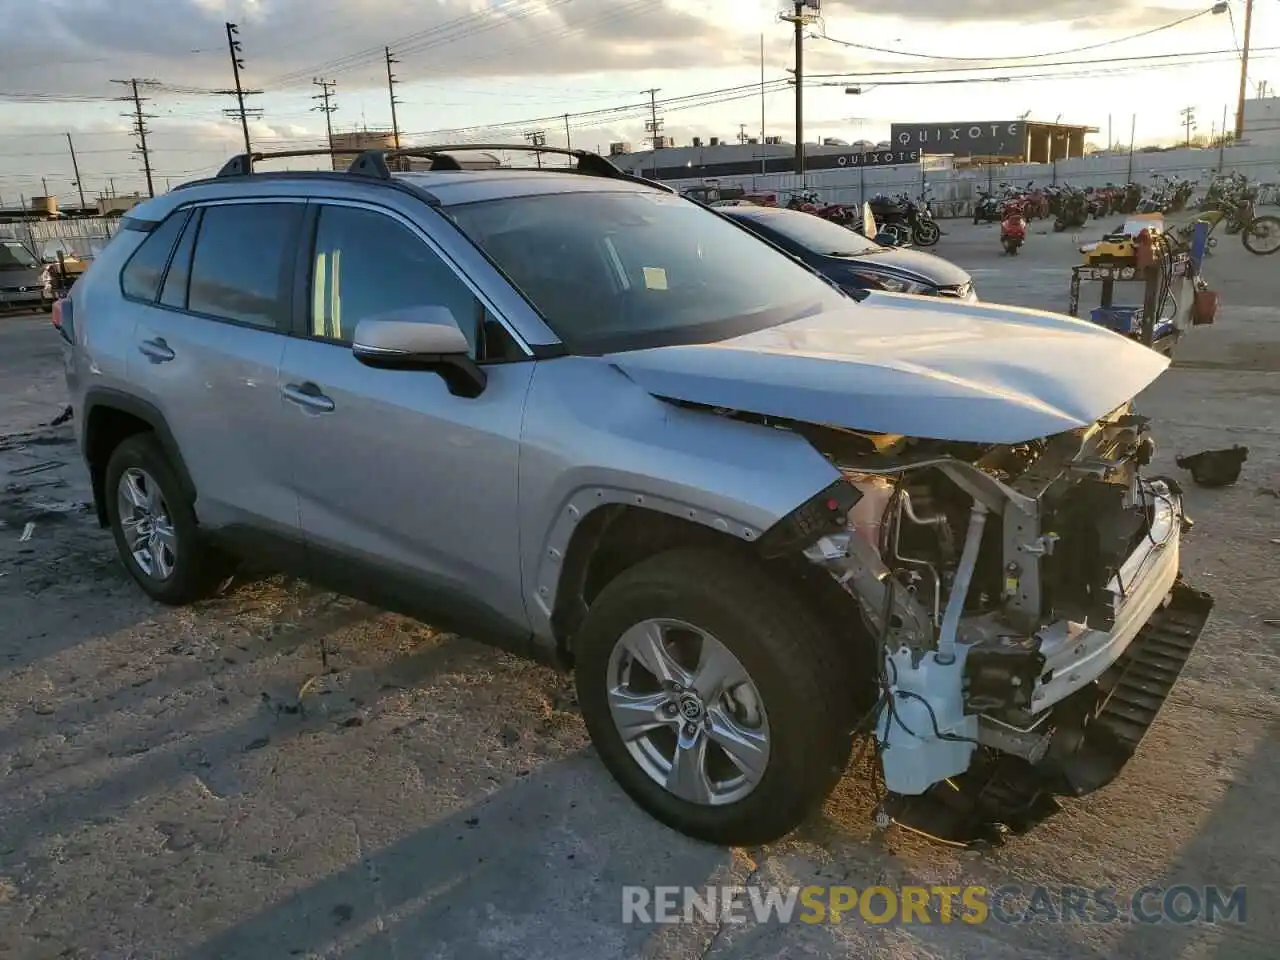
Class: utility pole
780,1,819,182
642,88,663,177
112,79,156,198
1234,0,1254,140
1126,114,1136,182
564,114,571,152
312,78,338,157
41,177,50,197
1180,106,1196,147
760,32,767,176
65,133,87,209
524,129,546,168
221,22,263,155
385,47,402,149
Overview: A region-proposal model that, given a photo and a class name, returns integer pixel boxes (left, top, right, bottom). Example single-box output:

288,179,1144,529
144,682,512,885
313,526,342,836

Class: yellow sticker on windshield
642,267,668,290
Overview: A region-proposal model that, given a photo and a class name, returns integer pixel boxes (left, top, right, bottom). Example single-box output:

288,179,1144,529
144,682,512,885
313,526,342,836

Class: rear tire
104,434,226,605
574,548,855,846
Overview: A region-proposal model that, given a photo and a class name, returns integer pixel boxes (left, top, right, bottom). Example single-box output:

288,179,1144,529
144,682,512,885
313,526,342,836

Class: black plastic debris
49,406,73,427
1175,445,1249,488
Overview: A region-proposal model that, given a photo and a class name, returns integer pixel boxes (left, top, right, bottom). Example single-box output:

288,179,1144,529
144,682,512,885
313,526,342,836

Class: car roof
391,169,664,205
126,166,671,225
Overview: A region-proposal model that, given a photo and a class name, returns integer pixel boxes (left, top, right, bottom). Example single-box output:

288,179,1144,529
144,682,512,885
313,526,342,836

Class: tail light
51,298,74,344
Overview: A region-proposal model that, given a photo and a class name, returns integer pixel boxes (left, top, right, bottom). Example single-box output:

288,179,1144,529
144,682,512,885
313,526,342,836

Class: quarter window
120,210,189,302
159,209,200,309
187,203,300,329
309,205,482,349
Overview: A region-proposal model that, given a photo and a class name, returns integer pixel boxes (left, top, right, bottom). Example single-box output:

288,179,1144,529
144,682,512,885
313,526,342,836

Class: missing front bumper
879,581,1214,847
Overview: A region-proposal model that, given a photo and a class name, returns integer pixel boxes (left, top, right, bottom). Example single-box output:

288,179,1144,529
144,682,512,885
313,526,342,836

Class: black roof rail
215,149,349,178
345,143,676,192
211,143,676,194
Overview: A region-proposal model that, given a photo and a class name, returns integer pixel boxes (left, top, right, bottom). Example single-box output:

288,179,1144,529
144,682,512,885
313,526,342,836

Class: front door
278,201,534,642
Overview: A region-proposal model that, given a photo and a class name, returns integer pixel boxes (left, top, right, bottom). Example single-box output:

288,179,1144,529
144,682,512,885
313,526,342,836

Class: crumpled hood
606,294,1170,443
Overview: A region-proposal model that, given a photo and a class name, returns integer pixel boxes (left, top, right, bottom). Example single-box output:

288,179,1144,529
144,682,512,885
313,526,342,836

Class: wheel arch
83,387,195,527
546,497,874,686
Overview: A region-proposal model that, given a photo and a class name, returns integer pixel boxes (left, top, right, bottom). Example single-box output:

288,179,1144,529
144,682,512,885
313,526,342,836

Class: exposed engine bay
732,402,1215,845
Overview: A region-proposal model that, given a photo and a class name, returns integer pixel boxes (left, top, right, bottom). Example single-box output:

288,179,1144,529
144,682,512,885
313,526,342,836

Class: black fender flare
83,387,197,524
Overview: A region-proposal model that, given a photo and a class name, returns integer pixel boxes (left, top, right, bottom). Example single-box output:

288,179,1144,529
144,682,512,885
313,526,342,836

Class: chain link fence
0,217,118,262
659,145,1280,219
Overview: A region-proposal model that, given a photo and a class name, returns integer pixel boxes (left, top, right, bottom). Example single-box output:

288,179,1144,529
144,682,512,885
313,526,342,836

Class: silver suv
60,145,1213,846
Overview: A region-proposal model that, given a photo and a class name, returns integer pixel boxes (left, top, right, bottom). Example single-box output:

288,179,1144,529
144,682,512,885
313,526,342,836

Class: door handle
138,338,175,363
282,382,335,413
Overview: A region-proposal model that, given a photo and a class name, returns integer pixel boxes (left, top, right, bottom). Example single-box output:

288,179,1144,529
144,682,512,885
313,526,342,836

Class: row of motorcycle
974,177,1201,232
784,191,941,247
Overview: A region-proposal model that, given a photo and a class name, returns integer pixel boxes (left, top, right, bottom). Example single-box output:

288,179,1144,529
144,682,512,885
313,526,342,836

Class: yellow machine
1080,213,1166,266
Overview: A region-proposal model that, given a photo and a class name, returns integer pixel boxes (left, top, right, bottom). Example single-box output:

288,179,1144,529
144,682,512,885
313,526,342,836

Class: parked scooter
1053,189,1089,231
1000,200,1027,255
973,190,1004,224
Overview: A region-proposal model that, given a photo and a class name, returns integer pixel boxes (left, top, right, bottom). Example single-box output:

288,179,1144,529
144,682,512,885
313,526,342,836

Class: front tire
574,549,855,846
913,221,940,246
1242,215,1280,255
104,434,225,605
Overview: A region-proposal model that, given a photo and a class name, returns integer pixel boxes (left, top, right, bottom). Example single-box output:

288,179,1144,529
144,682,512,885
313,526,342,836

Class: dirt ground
1,221,1277,960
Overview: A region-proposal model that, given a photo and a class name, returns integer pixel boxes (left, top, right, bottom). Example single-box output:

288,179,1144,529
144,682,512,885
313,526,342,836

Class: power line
805,45,1280,79
264,0,560,88
814,5,1223,62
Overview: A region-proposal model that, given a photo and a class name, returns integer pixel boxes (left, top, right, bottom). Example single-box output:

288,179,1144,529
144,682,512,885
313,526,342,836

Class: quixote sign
890,121,1025,157
811,148,920,170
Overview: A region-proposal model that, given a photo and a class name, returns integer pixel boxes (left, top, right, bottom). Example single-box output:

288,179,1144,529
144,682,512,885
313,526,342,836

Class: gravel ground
1,221,1277,960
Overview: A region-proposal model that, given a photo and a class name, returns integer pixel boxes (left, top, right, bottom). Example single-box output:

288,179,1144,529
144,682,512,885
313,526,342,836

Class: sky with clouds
0,0,1276,201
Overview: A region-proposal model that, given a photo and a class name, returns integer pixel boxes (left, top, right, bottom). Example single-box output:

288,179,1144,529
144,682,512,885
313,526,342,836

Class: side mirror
351,310,487,398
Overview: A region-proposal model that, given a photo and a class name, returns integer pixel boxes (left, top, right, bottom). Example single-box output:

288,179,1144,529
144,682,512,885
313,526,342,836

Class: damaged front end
793,407,1214,845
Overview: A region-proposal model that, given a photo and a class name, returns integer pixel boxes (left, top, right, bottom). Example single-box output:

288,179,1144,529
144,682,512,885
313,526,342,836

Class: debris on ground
18,521,35,542
1175,445,1249,487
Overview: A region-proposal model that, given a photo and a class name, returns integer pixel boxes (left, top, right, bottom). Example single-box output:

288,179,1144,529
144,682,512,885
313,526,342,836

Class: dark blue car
721,205,977,301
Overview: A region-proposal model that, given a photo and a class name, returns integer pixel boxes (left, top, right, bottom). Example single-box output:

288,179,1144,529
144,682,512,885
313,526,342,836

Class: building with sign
610,139,917,180
889,120,1097,163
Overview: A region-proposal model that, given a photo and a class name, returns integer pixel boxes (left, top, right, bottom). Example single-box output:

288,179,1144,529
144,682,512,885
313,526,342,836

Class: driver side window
309,204,483,351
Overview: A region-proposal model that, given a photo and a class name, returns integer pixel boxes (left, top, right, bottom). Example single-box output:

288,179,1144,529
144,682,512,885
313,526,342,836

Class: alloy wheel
116,467,178,580
605,618,770,806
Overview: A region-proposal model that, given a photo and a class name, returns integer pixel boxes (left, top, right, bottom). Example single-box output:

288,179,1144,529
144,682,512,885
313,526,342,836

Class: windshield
734,209,882,257
446,189,846,353
0,241,39,269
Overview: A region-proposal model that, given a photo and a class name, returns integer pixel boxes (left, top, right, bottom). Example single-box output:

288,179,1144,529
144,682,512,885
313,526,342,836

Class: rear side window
187,203,301,329
160,210,200,309
120,211,189,302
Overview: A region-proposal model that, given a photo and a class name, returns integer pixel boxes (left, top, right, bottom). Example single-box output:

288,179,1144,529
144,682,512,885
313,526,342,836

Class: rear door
126,199,304,543
278,200,535,640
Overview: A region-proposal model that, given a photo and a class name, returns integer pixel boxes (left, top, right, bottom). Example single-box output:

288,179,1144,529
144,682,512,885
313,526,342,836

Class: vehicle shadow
180,749,734,960
1105,716,1280,960
0,574,367,753
0,627,488,868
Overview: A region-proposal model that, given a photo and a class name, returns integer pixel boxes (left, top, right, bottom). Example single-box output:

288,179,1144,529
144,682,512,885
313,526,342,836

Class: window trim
118,208,192,306
129,197,307,334
292,198,535,363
